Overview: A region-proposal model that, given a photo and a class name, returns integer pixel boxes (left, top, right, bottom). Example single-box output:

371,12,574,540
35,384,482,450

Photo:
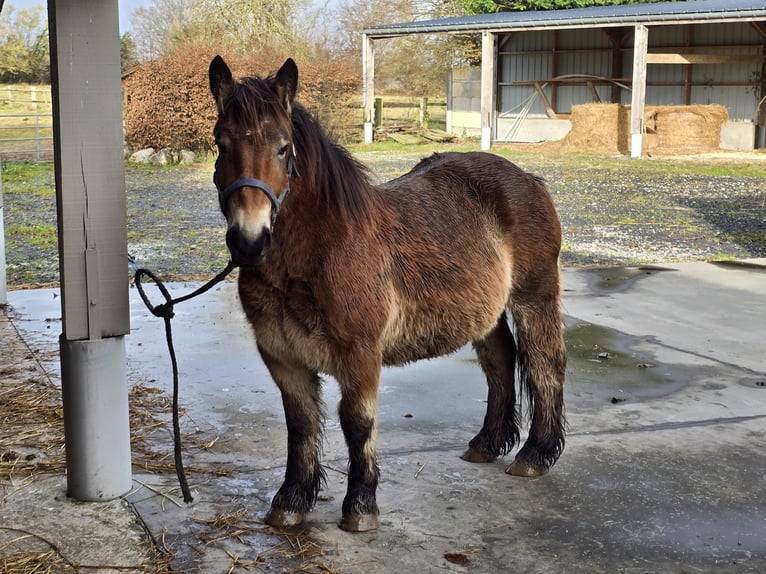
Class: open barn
363,0,766,155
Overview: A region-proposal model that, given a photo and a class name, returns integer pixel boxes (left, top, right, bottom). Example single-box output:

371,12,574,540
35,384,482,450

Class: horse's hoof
265,507,304,527
339,513,380,532
461,447,496,463
506,459,546,477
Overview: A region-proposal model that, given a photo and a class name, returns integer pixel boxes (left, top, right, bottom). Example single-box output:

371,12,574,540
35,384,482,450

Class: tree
0,4,50,83
121,33,140,72
462,0,679,15
331,0,464,96
130,0,299,62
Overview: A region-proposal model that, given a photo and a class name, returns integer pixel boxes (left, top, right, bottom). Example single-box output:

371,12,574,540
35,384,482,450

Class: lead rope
134,260,237,503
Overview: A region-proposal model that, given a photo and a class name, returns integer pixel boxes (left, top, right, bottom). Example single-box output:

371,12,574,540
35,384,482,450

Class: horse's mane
227,76,375,224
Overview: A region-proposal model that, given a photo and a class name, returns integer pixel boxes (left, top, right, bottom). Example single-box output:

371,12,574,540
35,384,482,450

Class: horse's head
209,56,298,266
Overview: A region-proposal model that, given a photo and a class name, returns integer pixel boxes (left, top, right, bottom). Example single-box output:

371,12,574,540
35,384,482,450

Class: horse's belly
380,290,507,366
381,242,512,365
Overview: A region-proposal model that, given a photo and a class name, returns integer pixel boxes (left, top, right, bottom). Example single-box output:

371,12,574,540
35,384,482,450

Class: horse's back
386,151,561,259
376,151,560,365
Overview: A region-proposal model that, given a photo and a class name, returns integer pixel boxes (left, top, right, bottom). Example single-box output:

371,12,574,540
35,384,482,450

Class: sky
2,0,153,33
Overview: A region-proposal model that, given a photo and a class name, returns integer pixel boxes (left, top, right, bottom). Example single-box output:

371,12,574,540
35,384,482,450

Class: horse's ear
273,58,298,111
209,55,234,114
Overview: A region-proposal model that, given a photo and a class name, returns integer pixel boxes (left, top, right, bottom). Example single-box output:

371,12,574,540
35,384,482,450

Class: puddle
584,265,676,294
564,321,689,406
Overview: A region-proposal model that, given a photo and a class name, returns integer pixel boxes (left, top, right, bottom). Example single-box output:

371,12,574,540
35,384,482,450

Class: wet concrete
3,261,766,572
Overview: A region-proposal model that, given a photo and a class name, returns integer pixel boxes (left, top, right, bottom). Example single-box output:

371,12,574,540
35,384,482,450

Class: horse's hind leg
258,345,325,527
507,268,567,477
462,312,520,463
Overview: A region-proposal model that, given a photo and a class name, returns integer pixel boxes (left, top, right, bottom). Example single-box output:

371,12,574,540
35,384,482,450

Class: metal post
48,0,132,500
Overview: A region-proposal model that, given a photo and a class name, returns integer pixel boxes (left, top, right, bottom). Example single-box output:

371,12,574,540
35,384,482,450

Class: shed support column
630,24,648,158
758,31,766,148
363,34,375,144
480,30,496,150
49,0,132,500
1,169,6,306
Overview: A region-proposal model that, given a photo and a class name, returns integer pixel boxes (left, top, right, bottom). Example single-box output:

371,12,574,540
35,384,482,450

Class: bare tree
130,0,300,61
331,0,463,96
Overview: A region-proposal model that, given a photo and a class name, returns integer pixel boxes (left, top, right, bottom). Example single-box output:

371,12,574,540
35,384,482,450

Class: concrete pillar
48,0,132,500
61,336,131,500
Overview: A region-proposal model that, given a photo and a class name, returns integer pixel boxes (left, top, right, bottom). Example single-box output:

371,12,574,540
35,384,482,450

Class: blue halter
214,147,298,222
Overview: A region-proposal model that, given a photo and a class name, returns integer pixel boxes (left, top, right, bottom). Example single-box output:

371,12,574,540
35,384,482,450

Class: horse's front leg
336,351,382,532
258,345,325,527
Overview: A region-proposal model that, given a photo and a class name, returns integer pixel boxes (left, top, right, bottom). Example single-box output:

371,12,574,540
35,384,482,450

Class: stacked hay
644,105,728,154
560,103,728,155
561,103,630,155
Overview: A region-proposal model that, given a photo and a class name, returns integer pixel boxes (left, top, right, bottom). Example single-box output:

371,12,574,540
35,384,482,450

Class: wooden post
419,97,428,128
605,28,627,103
630,24,649,158
684,25,693,105
446,68,453,134
551,30,559,114
480,30,496,150
374,98,383,128
363,34,375,143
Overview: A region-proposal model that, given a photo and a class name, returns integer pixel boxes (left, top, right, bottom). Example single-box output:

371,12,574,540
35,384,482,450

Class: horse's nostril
261,227,272,251
226,224,272,264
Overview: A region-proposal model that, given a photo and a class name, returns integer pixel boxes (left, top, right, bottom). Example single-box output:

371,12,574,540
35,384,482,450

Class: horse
208,55,567,532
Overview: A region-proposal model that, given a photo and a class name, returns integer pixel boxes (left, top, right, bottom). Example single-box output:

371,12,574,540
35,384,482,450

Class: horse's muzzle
226,224,271,266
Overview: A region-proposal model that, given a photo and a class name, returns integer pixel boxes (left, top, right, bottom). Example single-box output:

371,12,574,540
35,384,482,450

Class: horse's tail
511,308,567,469
505,173,567,471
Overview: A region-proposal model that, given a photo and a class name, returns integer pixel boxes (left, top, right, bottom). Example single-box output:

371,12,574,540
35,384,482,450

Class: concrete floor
2,261,765,573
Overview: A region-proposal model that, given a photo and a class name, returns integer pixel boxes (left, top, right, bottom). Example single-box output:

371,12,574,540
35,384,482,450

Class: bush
123,46,360,153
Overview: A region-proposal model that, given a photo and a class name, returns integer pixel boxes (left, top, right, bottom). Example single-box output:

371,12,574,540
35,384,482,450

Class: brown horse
209,56,567,532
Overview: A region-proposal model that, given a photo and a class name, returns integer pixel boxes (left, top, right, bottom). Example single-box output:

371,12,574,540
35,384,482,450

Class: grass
1,162,55,187
5,223,57,248
348,140,766,177
2,143,763,195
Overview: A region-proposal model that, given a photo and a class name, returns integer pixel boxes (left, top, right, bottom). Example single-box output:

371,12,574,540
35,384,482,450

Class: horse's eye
278,144,289,157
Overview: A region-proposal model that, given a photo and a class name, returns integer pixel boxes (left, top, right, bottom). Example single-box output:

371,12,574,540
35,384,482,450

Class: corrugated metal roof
364,0,766,37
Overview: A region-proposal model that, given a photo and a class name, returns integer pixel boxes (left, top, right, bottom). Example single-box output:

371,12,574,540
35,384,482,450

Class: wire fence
0,113,54,162
0,85,54,162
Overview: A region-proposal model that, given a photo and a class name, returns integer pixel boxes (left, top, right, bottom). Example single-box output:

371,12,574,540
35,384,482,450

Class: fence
0,85,448,160
0,85,54,162
0,113,54,161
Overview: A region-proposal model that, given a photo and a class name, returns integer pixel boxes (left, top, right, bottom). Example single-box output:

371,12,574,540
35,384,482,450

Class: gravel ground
2,146,765,287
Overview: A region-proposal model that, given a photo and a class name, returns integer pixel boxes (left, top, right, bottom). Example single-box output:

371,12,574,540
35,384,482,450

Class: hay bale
644,105,728,154
561,103,630,155
561,103,728,155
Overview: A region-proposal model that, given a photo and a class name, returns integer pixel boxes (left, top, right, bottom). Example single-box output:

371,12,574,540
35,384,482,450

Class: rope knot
152,302,175,320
